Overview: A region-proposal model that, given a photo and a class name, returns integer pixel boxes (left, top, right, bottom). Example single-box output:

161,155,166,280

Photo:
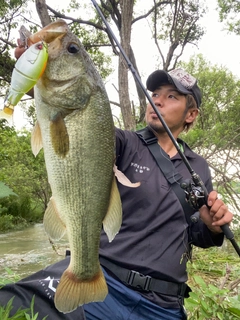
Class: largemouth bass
31,19,122,313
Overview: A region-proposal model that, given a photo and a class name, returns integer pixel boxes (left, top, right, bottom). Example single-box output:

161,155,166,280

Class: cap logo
169,69,196,90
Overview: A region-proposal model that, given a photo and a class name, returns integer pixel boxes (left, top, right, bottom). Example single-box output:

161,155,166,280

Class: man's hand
199,190,233,234
15,39,26,59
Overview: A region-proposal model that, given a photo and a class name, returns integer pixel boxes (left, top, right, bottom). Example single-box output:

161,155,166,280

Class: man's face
145,84,189,135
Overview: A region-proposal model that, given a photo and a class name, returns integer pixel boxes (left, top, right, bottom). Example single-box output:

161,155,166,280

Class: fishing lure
2,20,68,116
3,41,48,115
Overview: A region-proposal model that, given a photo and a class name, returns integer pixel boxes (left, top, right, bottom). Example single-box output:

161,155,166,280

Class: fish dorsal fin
43,197,66,240
31,121,43,156
50,113,69,157
103,177,122,242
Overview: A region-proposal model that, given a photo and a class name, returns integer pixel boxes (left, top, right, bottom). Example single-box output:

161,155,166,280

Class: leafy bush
0,215,15,232
186,275,240,319
0,296,48,320
186,246,240,320
0,195,43,230
0,182,17,199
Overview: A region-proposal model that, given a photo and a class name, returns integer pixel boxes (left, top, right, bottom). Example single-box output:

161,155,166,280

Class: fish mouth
42,74,80,89
26,20,68,46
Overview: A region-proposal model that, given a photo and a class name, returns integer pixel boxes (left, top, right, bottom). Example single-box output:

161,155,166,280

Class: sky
183,1,240,76
3,0,240,129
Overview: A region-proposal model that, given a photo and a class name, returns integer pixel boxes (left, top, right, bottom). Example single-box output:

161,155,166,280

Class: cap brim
146,70,191,95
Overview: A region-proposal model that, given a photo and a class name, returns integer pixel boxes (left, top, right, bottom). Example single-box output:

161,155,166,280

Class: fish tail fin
54,267,108,313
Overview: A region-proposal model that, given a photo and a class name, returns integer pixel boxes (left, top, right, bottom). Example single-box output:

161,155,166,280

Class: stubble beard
147,119,184,137
147,120,167,135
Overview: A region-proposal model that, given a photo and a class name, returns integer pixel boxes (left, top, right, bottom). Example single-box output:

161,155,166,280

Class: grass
186,245,240,319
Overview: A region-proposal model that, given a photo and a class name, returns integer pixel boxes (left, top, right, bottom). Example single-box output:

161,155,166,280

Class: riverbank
0,213,43,234
0,224,68,279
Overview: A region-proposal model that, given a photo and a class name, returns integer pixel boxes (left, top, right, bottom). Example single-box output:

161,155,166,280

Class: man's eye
169,95,176,99
152,93,158,97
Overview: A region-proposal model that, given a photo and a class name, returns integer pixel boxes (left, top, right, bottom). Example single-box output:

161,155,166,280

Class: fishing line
90,0,240,257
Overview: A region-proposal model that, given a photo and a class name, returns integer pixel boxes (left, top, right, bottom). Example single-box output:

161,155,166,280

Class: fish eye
68,43,80,54
35,42,44,50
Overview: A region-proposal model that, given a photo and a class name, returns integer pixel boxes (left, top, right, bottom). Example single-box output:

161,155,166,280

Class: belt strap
100,257,187,297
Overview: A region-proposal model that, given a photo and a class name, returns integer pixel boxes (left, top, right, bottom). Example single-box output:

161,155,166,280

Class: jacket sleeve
0,256,85,320
189,218,224,248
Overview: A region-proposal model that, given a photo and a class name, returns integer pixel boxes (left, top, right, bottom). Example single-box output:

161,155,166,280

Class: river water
0,223,238,281
0,224,68,280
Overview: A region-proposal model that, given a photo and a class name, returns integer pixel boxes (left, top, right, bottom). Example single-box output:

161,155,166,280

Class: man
82,69,233,320
1,46,233,319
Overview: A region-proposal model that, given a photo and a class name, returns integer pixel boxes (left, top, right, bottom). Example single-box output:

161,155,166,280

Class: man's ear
185,108,199,124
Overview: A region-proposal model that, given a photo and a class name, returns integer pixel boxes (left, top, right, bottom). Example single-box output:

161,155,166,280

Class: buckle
145,136,158,145
127,270,152,291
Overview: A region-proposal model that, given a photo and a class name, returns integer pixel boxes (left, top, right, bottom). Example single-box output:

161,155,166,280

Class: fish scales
31,19,122,313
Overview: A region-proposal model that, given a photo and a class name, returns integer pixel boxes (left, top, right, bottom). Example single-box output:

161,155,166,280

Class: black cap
146,68,202,108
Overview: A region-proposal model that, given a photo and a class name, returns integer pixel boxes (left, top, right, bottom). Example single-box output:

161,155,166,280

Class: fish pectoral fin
43,197,66,240
103,176,122,243
31,121,43,156
50,113,69,158
54,267,108,313
113,164,141,188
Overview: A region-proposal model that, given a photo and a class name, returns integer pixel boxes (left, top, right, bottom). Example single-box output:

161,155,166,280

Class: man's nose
153,96,163,106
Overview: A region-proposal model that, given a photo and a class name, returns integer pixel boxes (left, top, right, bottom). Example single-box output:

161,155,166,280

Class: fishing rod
90,0,240,257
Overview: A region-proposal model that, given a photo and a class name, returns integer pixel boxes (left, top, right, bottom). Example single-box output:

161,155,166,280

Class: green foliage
0,267,20,286
186,275,240,319
0,271,47,319
180,54,240,149
0,120,49,230
0,52,15,86
0,121,50,213
0,182,17,199
0,296,48,320
186,246,240,319
232,181,240,194
217,0,240,35
0,215,16,232
179,55,240,216
0,0,29,92
0,195,43,232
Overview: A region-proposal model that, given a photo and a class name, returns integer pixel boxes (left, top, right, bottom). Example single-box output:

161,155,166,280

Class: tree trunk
35,0,51,27
129,47,147,124
118,0,135,130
